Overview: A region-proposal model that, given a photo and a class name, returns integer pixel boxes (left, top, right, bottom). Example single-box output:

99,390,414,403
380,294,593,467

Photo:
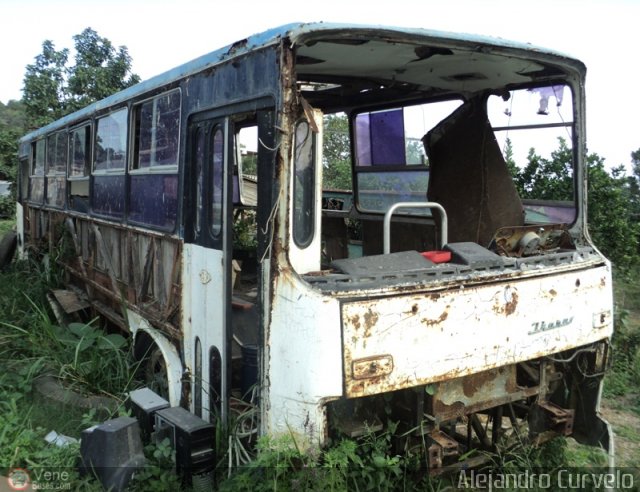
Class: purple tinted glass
92,175,125,217
355,109,406,166
129,174,178,229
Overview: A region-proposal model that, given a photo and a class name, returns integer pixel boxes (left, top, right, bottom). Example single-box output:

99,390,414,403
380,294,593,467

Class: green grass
615,423,640,442
1,250,638,490
0,218,14,235
564,438,608,467
0,259,140,489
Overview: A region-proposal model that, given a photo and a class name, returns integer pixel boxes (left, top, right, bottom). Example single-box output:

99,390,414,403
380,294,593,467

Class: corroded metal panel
342,266,613,398
265,270,344,445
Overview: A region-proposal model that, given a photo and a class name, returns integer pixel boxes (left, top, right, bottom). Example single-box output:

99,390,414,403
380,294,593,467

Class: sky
1,0,638,170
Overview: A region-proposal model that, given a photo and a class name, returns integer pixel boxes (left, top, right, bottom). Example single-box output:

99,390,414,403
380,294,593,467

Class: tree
66,28,140,112
516,138,573,201
0,100,27,129
586,156,639,268
22,40,68,128
22,28,140,128
629,148,640,221
632,148,640,179
0,101,27,182
513,138,639,268
322,113,352,190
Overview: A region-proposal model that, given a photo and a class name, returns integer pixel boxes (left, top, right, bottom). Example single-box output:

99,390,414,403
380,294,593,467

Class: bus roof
20,22,583,144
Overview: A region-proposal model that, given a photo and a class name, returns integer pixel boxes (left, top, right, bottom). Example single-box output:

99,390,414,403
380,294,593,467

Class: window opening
133,90,181,169
292,120,315,247
94,108,127,172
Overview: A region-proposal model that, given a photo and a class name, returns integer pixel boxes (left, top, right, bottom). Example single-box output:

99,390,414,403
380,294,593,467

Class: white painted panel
265,271,343,444
16,203,24,258
181,243,226,420
342,265,613,397
288,109,323,274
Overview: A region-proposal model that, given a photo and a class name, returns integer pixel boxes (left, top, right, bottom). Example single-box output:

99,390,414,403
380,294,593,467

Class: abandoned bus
16,23,613,470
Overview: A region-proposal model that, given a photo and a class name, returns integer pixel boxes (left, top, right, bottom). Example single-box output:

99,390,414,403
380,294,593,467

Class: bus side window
92,109,127,219
235,125,258,207
68,125,91,213
293,120,316,248
18,159,29,203
129,90,180,231
46,131,67,209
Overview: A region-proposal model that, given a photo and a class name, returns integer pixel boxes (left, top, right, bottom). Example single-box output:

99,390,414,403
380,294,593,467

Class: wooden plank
91,224,121,297
129,232,141,302
64,217,93,300
155,239,166,306
139,236,155,301
162,241,181,321
52,289,90,313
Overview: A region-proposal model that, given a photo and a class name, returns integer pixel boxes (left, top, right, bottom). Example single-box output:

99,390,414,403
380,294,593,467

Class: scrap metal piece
537,401,575,436
530,400,575,436
427,429,459,470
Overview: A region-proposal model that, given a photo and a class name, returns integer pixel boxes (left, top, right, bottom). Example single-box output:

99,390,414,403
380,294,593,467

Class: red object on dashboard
421,250,451,263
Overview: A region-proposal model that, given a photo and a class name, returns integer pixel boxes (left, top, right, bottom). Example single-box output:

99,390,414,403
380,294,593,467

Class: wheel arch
128,310,183,406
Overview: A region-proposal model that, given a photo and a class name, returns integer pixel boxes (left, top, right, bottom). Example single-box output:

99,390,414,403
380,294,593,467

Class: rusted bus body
17,23,614,470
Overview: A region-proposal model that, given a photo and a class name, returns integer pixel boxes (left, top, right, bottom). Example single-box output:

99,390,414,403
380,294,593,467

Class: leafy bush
604,307,640,397
218,425,447,492
129,438,182,492
0,194,15,219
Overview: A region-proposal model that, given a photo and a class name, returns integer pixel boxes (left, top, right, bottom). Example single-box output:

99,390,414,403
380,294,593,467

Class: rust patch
549,289,557,297
493,288,518,316
350,382,365,394
363,308,379,338
349,314,361,331
432,399,466,420
505,291,518,316
461,369,499,398
422,307,449,327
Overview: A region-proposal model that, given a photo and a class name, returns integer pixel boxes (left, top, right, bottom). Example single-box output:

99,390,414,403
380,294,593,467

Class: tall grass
605,268,640,398
0,217,14,235
1,258,136,398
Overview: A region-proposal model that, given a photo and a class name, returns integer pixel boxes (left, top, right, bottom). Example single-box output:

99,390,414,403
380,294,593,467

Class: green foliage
0,100,27,129
233,210,258,250
482,436,570,474
0,102,25,189
0,218,14,235
0,259,54,334
510,138,640,269
516,138,574,201
4,314,132,397
0,259,134,488
0,257,134,397
129,438,182,492
0,194,15,219
23,28,140,128
323,113,352,190
22,40,69,128
65,28,141,113
586,157,640,269
58,322,130,396
604,309,640,397
219,425,446,492
0,364,82,473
